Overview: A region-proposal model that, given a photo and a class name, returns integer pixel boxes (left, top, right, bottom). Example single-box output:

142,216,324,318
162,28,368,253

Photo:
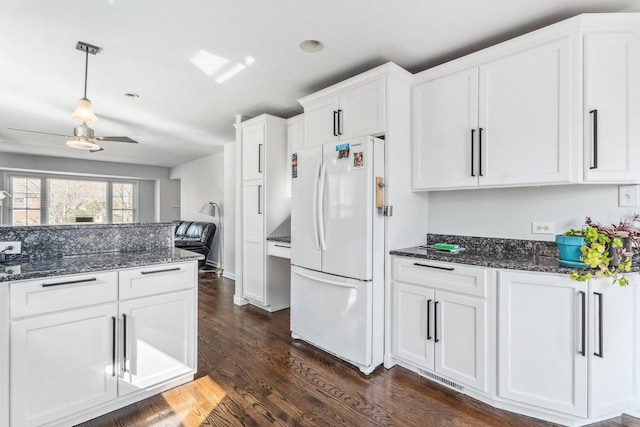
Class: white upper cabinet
242,121,266,181
300,69,386,147
412,68,479,190
413,13,640,191
413,35,573,190
583,31,640,183
478,37,572,187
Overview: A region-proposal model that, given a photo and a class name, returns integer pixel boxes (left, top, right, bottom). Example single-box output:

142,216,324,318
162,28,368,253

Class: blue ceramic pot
555,235,586,262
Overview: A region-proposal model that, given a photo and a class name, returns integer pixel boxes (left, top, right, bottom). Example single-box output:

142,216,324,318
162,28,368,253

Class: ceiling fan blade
8,127,70,138
94,136,139,144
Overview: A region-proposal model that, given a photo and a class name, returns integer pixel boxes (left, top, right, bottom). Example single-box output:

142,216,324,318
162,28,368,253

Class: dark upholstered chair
174,221,217,268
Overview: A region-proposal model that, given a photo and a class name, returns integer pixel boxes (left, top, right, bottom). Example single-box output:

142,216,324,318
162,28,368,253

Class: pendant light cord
83,48,89,98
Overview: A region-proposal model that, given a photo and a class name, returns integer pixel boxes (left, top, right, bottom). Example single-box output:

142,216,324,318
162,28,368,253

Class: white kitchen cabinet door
11,304,118,427
498,271,587,417
304,95,340,147
412,67,480,190
118,290,196,396
242,180,266,303
583,32,640,183
435,291,487,392
242,122,265,181
392,281,434,370
588,275,639,418
478,37,572,187
338,78,385,141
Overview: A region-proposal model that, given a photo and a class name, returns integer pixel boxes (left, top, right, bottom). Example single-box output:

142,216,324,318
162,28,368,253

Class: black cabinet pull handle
258,185,262,215
434,301,439,343
333,110,338,136
413,262,454,271
579,291,586,356
258,143,263,173
470,129,476,177
140,267,180,275
426,299,432,340
594,292,604,358
478,128,484,177
274,244,290,248
122,313,128,373
337,109,343,135
42,277,97,287
111,316,117,377
590,109,598,169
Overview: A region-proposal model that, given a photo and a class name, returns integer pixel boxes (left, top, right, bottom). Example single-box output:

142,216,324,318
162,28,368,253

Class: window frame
3,172,139,226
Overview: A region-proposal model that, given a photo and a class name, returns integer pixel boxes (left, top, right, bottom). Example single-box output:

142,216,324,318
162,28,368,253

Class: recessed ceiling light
123,92,140,98
299,40,324,53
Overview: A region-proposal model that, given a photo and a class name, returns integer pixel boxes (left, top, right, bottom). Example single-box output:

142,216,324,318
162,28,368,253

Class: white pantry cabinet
4,261,198,427
583,29,640,183
301,77,384,147
240,114,291,312
498,270,639,419
391,257,492,392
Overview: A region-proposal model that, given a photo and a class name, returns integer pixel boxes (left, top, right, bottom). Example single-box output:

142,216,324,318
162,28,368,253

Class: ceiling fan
9,41,139,153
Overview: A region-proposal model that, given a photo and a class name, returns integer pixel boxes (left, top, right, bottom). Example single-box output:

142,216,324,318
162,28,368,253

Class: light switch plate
618,185,640,207
0,241,21,254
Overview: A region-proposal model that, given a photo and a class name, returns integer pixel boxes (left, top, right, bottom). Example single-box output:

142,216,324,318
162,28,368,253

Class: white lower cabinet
391,257,491,392
118,290,196,397
10,304,119,427
498,270,639,420
5,261,198,427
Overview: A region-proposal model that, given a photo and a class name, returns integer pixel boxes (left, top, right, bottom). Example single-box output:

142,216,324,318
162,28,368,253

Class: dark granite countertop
0,248,204,283
267,236,291,243
390,246,640,274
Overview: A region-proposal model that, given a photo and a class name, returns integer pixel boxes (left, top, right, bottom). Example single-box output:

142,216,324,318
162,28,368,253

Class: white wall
428,184,638,241
170,151,227,271
223,143,236,279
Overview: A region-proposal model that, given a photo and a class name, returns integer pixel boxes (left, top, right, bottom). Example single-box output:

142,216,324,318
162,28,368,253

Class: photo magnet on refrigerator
354,152,364,168
292,153,298,178
336,143,350,159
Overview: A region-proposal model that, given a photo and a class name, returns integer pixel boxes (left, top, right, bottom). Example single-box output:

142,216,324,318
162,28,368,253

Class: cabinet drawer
393,257,487,297
119,262,196,300
267,241,291,259
10,271,118,318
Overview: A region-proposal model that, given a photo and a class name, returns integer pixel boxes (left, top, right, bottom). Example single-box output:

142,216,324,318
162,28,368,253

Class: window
7,174,138,226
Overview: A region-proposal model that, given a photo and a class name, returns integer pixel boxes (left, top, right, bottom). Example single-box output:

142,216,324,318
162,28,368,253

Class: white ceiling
1,0,639,168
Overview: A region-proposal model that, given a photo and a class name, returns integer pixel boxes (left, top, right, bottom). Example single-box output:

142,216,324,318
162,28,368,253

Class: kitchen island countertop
0,247,204,283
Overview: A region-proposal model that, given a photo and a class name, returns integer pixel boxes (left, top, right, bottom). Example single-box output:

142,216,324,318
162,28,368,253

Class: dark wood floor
79,273,640,427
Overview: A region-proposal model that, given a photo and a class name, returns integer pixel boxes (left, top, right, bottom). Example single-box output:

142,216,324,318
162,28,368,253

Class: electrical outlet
618,185,640,207
0,241,21,254
531,222,555,235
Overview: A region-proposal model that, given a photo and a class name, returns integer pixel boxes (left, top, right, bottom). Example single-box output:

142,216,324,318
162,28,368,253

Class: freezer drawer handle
274,244,291,248
413,262,454,271
42,277,97,287
293,270,358,289
140,267,181,275
594,292,603,358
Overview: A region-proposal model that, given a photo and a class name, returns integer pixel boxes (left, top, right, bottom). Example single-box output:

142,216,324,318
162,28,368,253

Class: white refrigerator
290,136,384,375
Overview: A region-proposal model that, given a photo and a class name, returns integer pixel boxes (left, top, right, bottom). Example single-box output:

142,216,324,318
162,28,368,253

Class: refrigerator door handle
317,163,328,251
312,164,321,250
294,269,358,289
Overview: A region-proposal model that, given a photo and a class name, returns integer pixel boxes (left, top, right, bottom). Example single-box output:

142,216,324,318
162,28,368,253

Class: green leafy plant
564,225,632,286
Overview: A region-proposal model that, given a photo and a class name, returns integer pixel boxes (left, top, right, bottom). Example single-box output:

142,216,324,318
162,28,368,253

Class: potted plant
558,216,638,287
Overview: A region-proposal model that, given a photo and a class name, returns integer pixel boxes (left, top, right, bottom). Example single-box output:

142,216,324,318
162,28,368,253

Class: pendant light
71,42,101,122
